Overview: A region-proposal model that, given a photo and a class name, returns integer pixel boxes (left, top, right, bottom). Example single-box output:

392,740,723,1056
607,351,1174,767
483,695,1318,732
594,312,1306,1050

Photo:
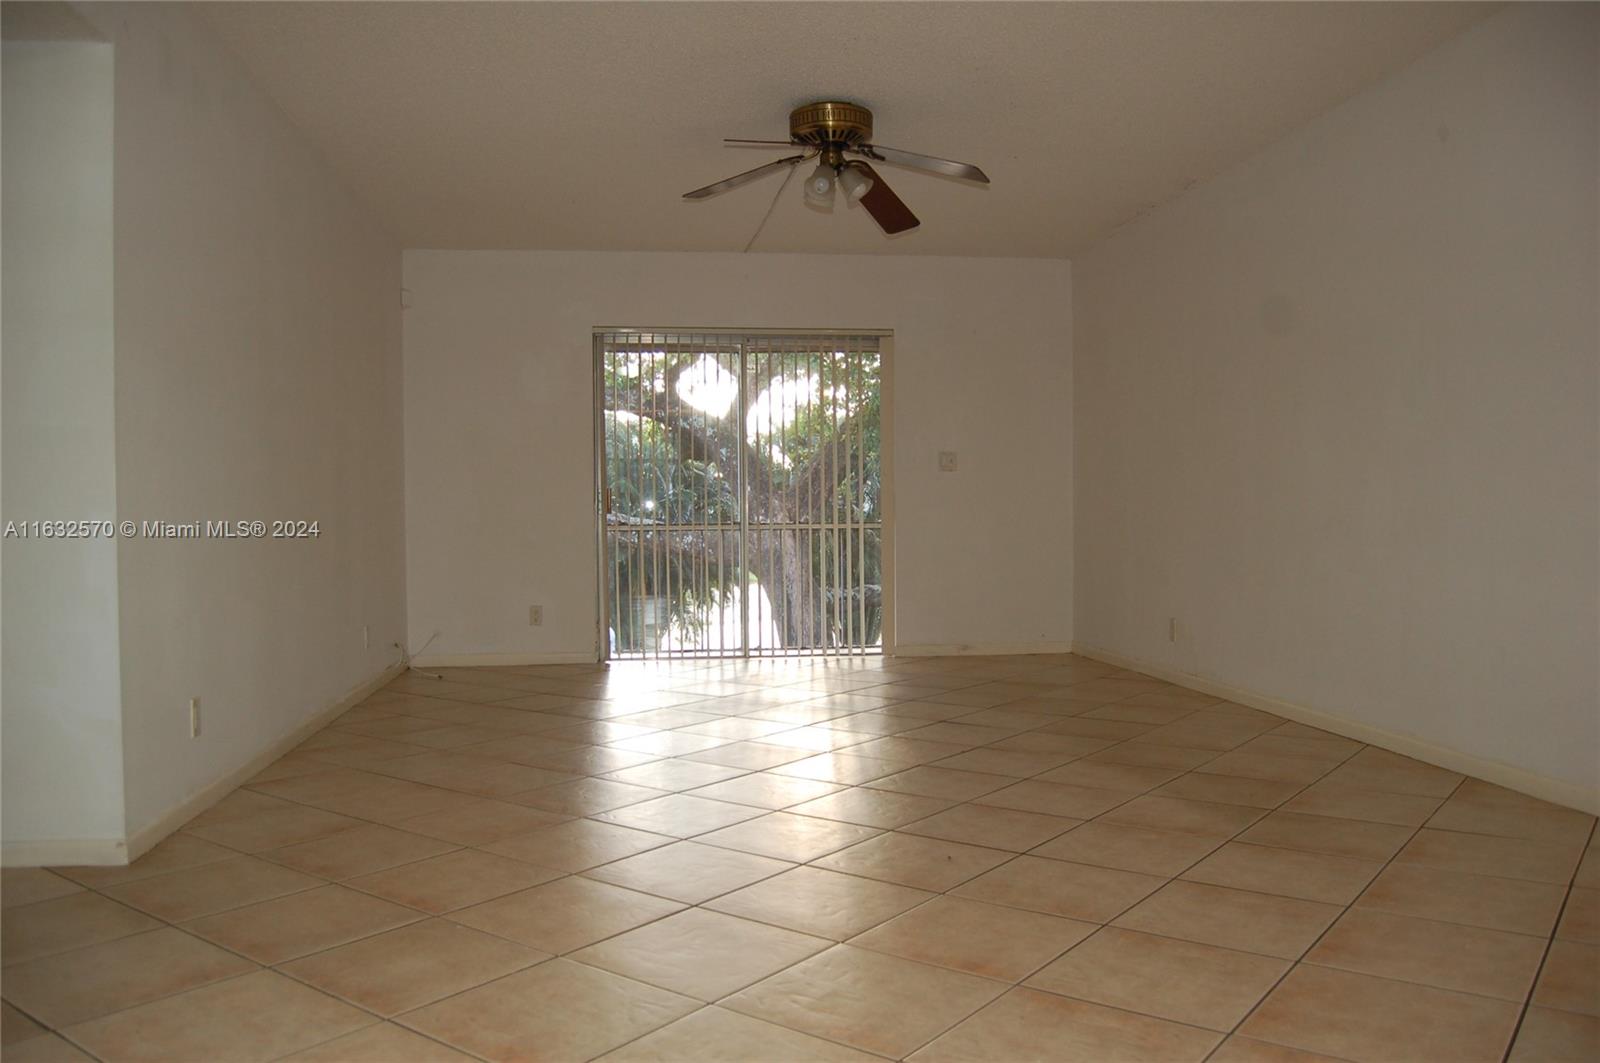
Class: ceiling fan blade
724,138,798,147
682,154,808,200
853,162,920,234
854,144,989,184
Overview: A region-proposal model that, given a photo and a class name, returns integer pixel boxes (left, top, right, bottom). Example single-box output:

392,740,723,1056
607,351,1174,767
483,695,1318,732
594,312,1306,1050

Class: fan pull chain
742,160,799,253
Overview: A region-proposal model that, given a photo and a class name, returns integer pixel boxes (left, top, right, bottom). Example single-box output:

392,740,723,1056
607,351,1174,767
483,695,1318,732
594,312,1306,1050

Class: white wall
403,252,1072,662
1,37,126,858
75,2,407,842
1073,5,1599,805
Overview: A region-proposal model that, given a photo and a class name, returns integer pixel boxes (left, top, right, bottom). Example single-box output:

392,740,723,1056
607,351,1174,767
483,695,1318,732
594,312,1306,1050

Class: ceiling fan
682,101,990,235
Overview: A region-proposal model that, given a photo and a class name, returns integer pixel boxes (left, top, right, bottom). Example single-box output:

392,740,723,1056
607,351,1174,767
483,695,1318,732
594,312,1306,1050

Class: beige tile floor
3,653,1598,1062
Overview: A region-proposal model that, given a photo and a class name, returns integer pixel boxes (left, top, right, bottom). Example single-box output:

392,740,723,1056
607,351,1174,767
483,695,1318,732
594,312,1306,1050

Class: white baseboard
891,641,1077,658
1,837,132,869
26,662,407,870
1071,642,1599,816
412,651,599,667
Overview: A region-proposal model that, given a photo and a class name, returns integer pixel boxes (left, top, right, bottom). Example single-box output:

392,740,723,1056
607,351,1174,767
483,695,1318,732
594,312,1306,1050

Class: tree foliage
603,344,882,655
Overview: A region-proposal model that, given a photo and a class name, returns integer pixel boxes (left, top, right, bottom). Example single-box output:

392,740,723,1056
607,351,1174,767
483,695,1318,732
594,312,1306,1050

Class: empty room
1,1,1596,1061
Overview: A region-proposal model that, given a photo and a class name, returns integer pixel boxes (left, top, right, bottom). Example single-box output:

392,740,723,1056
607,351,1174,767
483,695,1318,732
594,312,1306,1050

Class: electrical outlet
363,625,370,649
1168,617,1179,643
938,451,958,472
188,697,201,738
529,605,543,627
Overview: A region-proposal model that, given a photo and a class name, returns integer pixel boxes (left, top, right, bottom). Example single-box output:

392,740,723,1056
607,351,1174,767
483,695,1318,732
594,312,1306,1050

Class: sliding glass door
595,330,889,660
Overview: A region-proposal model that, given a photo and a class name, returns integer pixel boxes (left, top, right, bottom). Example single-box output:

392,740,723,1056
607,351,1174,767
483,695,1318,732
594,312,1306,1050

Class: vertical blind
596,330,886,660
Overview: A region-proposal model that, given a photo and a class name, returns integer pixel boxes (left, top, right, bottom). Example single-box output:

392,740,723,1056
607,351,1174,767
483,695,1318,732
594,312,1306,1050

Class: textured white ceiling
198,1,1494,256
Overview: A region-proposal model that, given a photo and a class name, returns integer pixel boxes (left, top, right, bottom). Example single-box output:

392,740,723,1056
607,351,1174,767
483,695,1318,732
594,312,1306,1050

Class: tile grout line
329,663,1193,1059
583,683,1366,1054
1206,773,1489,1060
1497,814,1599,1063
897,728,1369,1058
8,657,1592,1062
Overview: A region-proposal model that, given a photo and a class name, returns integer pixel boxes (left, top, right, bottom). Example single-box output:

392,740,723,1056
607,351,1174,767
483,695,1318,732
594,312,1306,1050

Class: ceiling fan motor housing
683,96,981,237
789,101,873,148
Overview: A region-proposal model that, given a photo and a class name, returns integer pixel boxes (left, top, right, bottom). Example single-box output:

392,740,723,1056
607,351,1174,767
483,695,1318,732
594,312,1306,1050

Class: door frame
591,327,895,662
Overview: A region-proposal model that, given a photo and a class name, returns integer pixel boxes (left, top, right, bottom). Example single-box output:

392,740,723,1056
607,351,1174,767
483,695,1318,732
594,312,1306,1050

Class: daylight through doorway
596,331,888,659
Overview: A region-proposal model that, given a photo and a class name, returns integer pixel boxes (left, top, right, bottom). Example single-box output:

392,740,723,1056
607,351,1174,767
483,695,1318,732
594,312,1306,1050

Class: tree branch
792,409,870,521
605,357,771,499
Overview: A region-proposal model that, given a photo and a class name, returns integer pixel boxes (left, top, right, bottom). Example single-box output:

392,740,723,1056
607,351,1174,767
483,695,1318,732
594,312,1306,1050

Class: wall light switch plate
938,451,958,472
189,697,201,738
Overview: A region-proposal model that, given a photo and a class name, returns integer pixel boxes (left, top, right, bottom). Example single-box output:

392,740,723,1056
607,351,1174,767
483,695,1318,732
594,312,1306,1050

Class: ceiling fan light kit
838,163,874,202
804,161,836,208
683,100,989,236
